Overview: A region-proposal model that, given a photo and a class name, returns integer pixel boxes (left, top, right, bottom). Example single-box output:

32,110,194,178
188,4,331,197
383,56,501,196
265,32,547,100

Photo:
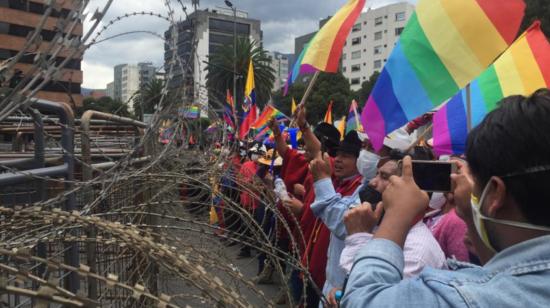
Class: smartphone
410,160,457,192
359,185,382,210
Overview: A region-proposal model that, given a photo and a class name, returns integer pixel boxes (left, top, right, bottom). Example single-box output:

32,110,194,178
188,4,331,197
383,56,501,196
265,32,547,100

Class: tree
76,96,131,118
205,38,276,112
305,72,354,124
134,78,165,120
521,0,550,38
356,71,380,108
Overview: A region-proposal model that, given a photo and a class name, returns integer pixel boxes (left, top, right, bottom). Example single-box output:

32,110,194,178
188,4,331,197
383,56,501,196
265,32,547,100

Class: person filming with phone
342,89,550,307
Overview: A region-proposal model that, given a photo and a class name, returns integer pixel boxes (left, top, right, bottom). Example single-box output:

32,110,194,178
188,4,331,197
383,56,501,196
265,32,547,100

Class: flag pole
466,84,472,132
299,71,320,107
289,71,320,127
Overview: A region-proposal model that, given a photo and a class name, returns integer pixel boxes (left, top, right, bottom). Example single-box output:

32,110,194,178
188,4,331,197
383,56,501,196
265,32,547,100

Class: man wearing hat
268,106,341,306
309,130,364,306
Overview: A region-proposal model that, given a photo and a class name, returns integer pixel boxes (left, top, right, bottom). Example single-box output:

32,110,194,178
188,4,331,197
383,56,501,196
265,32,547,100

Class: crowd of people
212,89,550,307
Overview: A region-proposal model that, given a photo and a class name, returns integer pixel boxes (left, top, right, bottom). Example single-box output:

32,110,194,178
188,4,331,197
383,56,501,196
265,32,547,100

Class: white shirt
340,221,447,277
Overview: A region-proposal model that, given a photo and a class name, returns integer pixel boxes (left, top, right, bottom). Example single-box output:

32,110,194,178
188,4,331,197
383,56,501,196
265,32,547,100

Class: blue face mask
471,165,550,252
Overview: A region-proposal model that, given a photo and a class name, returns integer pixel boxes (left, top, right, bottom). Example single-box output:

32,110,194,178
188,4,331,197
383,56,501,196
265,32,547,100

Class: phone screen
412,161,453,192
359,185,382,208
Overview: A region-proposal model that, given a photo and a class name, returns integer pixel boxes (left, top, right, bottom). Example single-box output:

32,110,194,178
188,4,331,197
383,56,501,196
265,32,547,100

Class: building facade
113,62,156,111
164,7,262,115
0,0,83,107
106,81,114,98
341,2,415,90
267,51,290,92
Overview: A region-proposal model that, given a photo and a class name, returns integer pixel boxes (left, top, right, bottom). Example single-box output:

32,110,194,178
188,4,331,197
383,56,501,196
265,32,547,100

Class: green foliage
521,0,550,38
134,78,166,120
272,83,305,117
76,96,131,118
306,72,353,124
356,71,380,108
205,38,276,112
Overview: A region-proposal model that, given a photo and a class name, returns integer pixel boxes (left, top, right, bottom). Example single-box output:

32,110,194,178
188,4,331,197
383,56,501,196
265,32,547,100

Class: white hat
383,128,414,151
357,131,370,142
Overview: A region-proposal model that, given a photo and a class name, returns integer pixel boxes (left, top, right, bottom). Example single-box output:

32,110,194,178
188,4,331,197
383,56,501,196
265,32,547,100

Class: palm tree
134,78,165,120
205,38,275,113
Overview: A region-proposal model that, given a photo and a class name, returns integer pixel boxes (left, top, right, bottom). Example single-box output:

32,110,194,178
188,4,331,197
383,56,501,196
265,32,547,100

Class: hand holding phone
409,160,457,192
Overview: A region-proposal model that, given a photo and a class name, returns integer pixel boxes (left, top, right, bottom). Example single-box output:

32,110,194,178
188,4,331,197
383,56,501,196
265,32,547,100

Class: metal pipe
0,164,67,186
80,110,146,182
79,110,146,300
30,99,78,294
90,156,151,170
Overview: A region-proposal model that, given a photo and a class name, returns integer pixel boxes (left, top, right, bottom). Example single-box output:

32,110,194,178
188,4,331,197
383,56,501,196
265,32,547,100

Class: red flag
239,104,258,140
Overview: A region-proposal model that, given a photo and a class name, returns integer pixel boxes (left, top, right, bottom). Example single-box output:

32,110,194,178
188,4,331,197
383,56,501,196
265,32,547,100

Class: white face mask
250,154,260,161
356,150,380,181
429,192,446,210
471,176,550,252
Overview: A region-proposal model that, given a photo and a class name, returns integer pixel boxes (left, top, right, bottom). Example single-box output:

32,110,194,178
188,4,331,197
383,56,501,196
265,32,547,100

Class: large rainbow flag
283,0,365,95
302,0,366,72
433,22,550,155
361,0,526,150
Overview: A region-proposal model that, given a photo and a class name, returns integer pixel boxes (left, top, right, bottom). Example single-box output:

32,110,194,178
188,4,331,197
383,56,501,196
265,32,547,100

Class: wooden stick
299,71,320,106
289,71,321,127
405,124,433,153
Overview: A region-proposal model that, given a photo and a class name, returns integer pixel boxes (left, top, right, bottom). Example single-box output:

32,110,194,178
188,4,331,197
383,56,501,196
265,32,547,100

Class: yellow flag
337,116,346,140
291,97,297,114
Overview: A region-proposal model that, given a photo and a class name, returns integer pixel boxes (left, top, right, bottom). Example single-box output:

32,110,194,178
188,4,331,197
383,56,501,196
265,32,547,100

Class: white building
267,51,290,92
113,62,156,111
106,81,114,99
341,2,415,91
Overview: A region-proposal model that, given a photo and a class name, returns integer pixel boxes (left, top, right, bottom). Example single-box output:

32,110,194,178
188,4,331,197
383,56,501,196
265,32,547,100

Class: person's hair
466,88,550,227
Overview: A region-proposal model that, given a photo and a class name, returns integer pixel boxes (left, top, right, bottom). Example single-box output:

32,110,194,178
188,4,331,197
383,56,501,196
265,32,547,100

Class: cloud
82,0,415,88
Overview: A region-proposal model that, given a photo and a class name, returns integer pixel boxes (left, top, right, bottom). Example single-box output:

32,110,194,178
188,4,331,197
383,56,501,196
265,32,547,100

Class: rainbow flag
243,59,256,112
283,45,317,96
323,101,333,124
301,0,366,72
346,100,363,134
252,105,288,132
361,0,525,150
224,90,236,129
433,22,550,155
179,106,199,119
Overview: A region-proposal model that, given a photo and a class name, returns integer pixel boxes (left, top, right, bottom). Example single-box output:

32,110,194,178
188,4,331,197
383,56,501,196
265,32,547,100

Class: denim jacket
311,178,363,294
342,235,550,307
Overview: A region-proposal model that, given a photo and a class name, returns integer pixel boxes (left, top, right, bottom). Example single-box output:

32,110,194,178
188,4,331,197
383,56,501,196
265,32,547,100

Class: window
351,50,361,59
374,60,382,69
342,53,347,60
352,23,361,32
395,27,404,36
374,45,382,55
375,17,383,26
351,64,361,72
395,12,406,21
351,78,361,85
342,66,347,72
351,37,361,45
374,31,382,40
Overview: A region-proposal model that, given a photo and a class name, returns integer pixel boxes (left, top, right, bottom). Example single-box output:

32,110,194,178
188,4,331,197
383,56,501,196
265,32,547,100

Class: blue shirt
342,235,550,307
311,178,363,294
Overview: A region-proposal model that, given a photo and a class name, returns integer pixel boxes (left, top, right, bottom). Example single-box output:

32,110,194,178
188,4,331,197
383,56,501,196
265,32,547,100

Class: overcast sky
82,0,415,89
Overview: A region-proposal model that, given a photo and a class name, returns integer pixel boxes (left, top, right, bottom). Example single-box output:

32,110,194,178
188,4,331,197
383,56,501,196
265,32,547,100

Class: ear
485,176,507,217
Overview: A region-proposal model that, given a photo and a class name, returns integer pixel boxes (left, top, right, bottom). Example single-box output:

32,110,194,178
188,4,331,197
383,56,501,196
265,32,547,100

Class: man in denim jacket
342,89,550,307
